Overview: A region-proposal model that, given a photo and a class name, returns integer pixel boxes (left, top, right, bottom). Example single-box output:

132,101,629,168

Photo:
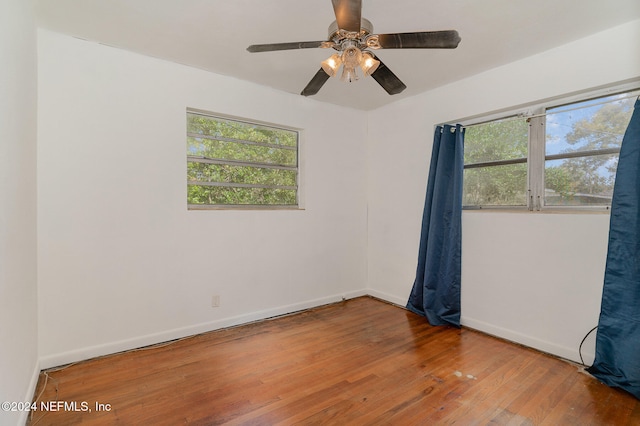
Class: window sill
462,207,610,214
188,204,304,211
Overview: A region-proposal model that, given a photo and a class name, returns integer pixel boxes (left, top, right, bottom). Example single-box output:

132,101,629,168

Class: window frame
458,83,640,212
186,108,302,210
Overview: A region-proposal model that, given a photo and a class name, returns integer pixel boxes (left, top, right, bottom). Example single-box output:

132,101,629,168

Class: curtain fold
587,98,640,399
406,124,464,327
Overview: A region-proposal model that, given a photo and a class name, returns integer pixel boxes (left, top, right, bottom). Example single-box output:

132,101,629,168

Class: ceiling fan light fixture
249,1,461,96
359,51,380,76
321,53,342,77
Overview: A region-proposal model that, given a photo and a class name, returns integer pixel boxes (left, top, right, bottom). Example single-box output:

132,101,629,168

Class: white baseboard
39,289,368,370
18,360,41,426
38,290,592,377
364,292,594,364
461,315,592,365
366,289,407,307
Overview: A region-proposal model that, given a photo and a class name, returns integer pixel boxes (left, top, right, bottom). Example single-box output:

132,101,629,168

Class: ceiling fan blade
370,59,406,95
331,0,362,33
376,30,461,49
247,41,327,53
301,69,331,96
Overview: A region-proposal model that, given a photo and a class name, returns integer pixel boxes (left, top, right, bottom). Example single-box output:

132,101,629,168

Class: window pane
544,91,637,207
546,93,635,156
187,114,297,147
463,163,527,206
187,162,297,186
464,118,528,164
545,155,617,206
463,117,528,207
188,185,297,206
187,136,297,166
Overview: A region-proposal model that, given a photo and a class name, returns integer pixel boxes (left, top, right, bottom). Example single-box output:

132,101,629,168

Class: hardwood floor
28,296,639,425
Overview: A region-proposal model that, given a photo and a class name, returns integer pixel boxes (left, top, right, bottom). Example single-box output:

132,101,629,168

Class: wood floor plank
27,296,639,425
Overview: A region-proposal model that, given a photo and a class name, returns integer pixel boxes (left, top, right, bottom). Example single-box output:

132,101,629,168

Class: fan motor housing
328,18,374,42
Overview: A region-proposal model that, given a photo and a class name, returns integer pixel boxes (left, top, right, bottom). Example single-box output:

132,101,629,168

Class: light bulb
321,54,342,77
360,52,380,76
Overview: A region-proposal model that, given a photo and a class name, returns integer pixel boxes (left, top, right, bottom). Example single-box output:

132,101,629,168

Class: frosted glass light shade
340,47,362,82
321,54,342,77
360,52,380,76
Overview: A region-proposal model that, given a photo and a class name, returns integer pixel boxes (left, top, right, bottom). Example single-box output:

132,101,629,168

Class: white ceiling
35,0,640,111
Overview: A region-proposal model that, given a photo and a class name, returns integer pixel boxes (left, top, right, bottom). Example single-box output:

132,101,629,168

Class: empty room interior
2,0,640,424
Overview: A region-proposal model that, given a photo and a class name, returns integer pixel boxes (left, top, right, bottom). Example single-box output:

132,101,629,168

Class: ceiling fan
246,0,461,97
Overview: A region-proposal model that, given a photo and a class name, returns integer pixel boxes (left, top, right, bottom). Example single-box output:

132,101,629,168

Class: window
463,117,529,207
462,88,639,210
186,109,299,209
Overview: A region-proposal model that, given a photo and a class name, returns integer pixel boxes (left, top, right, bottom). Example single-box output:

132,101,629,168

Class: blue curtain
406,124,464,327
587,98,640,399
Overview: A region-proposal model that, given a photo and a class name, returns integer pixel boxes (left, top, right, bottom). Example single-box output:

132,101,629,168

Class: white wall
37,29,368,368
0,0,39,424
36,16,640,374
367,20,640,363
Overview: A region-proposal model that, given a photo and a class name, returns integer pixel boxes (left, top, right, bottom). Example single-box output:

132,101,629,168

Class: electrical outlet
211,295,220,307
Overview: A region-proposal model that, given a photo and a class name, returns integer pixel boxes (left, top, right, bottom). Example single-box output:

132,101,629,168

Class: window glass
544,94,635,206
464,163,527,206
544,156,618,206
463,118,528,207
